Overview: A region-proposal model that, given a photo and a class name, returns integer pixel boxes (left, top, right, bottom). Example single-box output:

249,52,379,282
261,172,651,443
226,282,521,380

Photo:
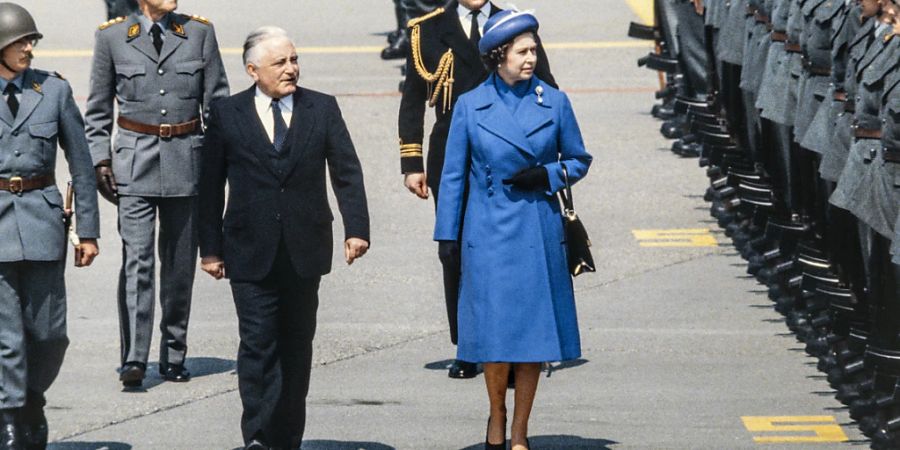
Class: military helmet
0,3,42,51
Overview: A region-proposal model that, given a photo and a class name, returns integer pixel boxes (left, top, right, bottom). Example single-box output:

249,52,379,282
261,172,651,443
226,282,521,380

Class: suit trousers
117,195,197,367
230,244,321,448
433,188,462,347
0,260,68,409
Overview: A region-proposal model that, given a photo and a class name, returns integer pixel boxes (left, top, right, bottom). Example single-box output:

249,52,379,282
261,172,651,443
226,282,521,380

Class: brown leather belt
853,127,882,139
884,148,900,163
771,31,788,42
117,116,200,138
784,42,802,53
754,11,769,23
0,175,55,194
833,90,848,101
844,100,855,112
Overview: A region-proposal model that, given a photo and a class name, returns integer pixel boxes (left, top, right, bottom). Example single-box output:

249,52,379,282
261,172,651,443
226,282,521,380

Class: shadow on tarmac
460,435,617,449
49,443,132,450
121,356,236,391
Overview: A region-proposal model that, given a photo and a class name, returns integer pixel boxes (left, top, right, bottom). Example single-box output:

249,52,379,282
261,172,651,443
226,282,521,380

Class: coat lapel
158,14,187,65
0,90,13,127
282,89,317,180
438,3,481,74
233,87,280,178
515,79,554,138
126,16,159,63
12,70,43,132
475,77,536,157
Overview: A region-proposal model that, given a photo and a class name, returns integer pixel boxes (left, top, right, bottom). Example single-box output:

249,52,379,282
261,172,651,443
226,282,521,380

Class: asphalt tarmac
22,0,870,448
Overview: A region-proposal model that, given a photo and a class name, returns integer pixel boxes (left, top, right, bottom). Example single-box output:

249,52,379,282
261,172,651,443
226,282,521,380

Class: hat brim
478,13,539,55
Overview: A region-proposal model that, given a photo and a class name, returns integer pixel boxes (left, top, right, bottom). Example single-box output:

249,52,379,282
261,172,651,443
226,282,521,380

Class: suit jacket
85,12,229,197
0,69,100,262
198,86,370,281
398,0,556,182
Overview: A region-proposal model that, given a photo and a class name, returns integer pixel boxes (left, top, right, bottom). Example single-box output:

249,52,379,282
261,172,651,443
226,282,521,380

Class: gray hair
242,26,294,66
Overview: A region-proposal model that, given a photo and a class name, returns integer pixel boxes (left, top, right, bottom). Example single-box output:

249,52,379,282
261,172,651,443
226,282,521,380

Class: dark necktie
271,99,288,152
4,83,19,118
150,23,163,55
469,10,481,47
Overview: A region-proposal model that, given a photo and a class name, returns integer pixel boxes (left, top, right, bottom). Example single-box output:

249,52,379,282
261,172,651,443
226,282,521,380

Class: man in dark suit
198,26,370,450
397,0,555,378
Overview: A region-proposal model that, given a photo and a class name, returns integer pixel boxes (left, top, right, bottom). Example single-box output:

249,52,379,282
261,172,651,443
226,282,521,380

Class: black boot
21,391,46,450
381,32,409,60
0,408,23,450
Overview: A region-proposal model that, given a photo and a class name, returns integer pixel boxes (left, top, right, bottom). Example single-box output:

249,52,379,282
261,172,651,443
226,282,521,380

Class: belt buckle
9,176,23,194
159,123,173,139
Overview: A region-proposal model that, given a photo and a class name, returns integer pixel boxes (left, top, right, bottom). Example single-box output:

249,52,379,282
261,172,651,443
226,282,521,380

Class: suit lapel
282,89,317,181
438,4,481,74
233,87,280,178
126,16,159,63
12,71,43,132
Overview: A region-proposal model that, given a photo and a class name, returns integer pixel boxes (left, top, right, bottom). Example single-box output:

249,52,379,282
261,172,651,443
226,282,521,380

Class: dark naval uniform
397,1,555,366
84,11,229,384
0,68,99,445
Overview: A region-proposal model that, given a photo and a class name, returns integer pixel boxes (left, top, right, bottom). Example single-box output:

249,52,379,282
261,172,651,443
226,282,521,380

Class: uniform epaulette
98,16,126,30
33,69,65,80
407,7,443,28
189,14,211,25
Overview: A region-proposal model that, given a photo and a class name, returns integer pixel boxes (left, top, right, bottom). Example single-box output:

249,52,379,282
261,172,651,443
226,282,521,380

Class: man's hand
75,238,99,267
692,0,704,15
201,256,225,280
404,172,429,199
94,161,118,205
345,238,369,265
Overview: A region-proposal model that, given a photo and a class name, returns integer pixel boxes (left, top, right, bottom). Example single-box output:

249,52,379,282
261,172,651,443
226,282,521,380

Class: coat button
486,175,493,183
275,213,281,221
870,148,878,158
161,109,168,115
158,69,165,75
159,89,166,95
14,151,20,156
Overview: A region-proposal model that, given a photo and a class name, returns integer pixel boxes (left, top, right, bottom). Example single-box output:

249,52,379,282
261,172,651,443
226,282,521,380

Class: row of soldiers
631,0,900,447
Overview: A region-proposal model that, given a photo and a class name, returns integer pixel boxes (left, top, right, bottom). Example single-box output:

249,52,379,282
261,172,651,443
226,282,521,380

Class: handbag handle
559,163,576,217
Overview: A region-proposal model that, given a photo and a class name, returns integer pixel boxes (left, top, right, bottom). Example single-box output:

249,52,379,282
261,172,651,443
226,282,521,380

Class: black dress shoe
159,363,191,382
0,409,24,450
485,416,506,450
119,362,146,388
20,392,46,450
448,360,478,379
245,439,268,450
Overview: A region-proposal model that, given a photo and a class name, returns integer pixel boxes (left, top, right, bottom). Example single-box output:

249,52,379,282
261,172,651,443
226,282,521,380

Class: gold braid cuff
400,142,424,157
409,7,455,113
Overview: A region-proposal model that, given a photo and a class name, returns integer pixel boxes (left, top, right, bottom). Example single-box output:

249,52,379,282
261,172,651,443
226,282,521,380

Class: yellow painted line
742,416,849,443
625,0,655,25
33,41,649,59
632,229,718,247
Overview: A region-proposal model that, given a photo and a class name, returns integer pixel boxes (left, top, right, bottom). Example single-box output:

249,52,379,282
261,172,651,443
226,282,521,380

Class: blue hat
478,9,539,55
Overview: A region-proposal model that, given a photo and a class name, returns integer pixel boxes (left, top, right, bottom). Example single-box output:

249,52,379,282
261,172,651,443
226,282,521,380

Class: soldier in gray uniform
0,3,100,448
85,0,229,388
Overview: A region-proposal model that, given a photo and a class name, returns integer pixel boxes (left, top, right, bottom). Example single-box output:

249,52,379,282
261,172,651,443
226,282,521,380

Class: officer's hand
502,166,550,191
437,240,460,267
75,239,99,267
201,256,225,280
94,161,119,205
404,172,429,199
345,238,369,265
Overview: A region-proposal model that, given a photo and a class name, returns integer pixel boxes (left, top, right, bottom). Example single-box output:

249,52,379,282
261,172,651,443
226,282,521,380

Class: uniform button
870,148,878,158
275,213,282,220
14,151,20,156
161,109,168,115
158,69,165,75
159,89,166,95
280,188,285,193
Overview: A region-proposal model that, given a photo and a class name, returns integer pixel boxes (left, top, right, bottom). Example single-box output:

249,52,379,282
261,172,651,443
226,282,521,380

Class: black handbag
559,163,595,277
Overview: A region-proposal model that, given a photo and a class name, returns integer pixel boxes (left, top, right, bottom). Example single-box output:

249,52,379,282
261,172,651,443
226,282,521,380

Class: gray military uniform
0,68,99,408
84,12,228,368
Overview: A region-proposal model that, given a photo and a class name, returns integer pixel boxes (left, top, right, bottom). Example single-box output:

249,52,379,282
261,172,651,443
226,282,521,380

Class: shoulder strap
559,163,575,213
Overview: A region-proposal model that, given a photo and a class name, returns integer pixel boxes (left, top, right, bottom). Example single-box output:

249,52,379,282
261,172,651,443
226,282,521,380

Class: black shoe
380,33,408,60
485,416,506,450
159,363,191,382
448,360,478,379
0,409,23,450
119,362,146,388
21,392,46,450
245,439,269,450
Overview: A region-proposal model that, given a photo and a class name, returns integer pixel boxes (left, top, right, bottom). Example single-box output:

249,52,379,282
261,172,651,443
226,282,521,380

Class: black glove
437,240,460,267
502,166,550,191
94,161,119,205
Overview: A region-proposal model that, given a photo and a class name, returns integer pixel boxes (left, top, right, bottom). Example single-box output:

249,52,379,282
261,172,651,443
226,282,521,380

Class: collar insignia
127,23,141,40
32,82,41,93
171,21,185,37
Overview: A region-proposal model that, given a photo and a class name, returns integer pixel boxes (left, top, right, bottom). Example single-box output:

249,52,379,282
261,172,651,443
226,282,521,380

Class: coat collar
473,74,553,158
125,13,187,64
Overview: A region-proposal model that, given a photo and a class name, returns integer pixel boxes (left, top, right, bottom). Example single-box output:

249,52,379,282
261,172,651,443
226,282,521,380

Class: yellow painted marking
741,416,849,443
33,41,649,59
625,0,655,25
632,229,718,247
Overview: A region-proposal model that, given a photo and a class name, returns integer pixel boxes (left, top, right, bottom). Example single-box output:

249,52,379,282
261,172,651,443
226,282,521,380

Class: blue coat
434,74,592,362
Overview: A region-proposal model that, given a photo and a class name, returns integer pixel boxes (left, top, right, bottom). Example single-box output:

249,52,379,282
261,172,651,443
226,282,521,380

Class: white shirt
254,87,294,144
457,3,489,39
